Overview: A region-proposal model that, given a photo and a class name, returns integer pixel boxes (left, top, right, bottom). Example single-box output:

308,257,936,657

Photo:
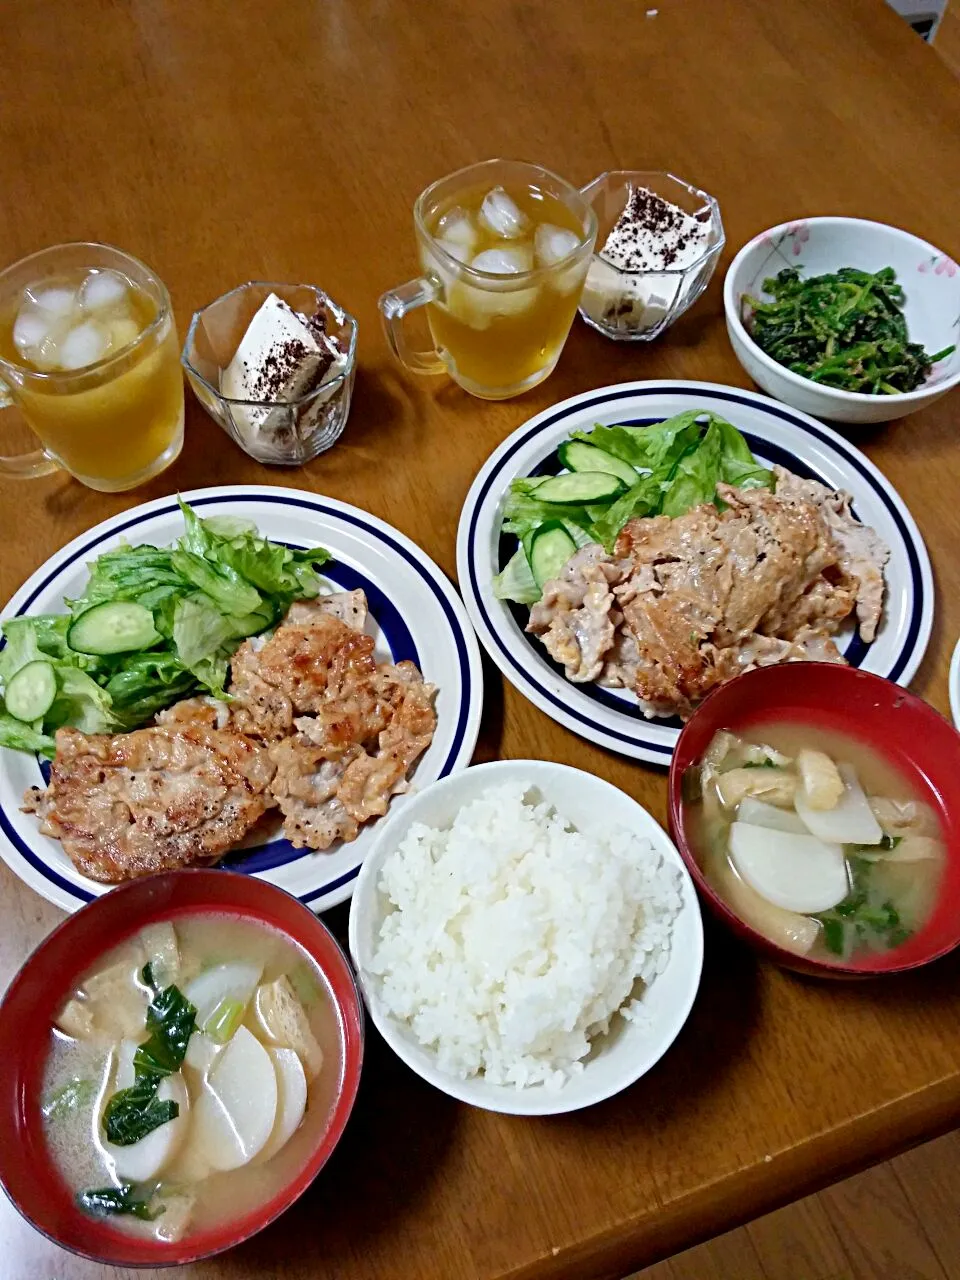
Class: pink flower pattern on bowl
918,255,958,277
785,221,810,255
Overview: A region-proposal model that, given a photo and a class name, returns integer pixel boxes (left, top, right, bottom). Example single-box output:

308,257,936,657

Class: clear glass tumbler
380,159,597,400
0,243,184,491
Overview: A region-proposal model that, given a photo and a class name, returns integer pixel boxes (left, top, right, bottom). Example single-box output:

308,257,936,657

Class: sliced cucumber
533,471,626,504
5,660,57,723
557,440,639,488
68,601,160,656
527,521,578,589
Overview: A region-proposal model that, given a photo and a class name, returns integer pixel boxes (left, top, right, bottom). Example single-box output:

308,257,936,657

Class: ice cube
25,284,77,318
478,187,529,239
436,207,478,252
31,337,65,372
470,246,533,275
535,224,581,267
108,317,141,352
78,268,130,312
58,320,109,371
12,307,49,356
437,237,473,264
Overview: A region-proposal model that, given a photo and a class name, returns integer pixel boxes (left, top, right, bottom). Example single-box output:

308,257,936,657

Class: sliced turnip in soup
183,961,262,1042
796,749,844,811
100,1040,190,1182
737,797,809,834
710,847,820,956
188,1025,278,1171
183,1029,222,1078
729,823,849,913
255,1048,308,1164
795,763,883,846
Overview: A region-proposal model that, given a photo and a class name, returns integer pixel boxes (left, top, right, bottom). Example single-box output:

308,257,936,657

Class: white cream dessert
581,186,710,335
220,292,348,444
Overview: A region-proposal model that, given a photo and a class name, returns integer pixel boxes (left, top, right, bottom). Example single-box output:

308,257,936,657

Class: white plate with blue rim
0,485,483,915
456,380,933,766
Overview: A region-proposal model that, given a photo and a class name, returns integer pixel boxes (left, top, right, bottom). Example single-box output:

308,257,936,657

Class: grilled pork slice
22,705,275,883
229,590,438,850
525,468,882,721
768,466,889,642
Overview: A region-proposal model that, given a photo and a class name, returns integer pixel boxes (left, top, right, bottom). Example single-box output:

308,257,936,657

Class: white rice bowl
348,760,703,1115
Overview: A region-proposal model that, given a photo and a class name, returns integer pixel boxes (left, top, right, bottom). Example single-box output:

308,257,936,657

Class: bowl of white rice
347,759,703,1115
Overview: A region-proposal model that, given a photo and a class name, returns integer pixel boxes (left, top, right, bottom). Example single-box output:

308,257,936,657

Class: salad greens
743,266,955,395
0,499,332,755
101,965,196,1147
493,410,773,605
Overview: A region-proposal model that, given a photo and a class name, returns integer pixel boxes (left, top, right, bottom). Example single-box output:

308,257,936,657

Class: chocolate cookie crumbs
600,185,708,273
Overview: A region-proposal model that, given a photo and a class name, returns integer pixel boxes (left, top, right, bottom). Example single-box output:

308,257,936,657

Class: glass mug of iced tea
0,243,184,491
380,159,598,400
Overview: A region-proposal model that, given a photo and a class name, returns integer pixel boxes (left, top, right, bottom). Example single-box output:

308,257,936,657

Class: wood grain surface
1,1,959,1277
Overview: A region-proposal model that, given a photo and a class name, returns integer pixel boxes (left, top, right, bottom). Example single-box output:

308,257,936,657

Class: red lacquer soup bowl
667,663,960,978
0,870,364,1266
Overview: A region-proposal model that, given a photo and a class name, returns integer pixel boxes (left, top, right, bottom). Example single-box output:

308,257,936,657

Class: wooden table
2,1,960,1276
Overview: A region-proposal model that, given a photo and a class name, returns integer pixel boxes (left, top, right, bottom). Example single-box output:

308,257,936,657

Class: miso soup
687,724,945,964
42,913,343,1242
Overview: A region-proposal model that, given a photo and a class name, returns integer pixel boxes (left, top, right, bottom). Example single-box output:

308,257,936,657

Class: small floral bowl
578,171,724,342
182,282,358,466
724,217,960,425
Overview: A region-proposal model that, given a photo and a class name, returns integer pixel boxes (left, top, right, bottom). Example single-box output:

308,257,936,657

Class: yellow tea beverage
422,181,591,398
0,244,184,491
380,161,597,400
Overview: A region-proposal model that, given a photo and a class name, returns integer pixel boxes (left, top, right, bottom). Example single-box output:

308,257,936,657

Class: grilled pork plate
23,590,438,879
527,467,889,721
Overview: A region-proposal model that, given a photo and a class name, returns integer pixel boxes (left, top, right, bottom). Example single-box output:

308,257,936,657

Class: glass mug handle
378,277,447,376
0,379,59,478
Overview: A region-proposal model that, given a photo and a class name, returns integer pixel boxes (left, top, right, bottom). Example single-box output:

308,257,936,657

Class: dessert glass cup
182,282,357,466
0,243,184,492
379,159,598,400
578,172,724,342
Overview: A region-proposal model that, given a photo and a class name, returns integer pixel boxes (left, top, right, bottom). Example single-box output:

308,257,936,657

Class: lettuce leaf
48,668,117,734
591,471,666,550
0,713,56,758
572,411,704,469
492,546,542,605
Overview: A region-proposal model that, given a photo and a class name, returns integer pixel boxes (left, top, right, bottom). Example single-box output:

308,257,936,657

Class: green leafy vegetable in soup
102,967,196,1146
742,266,955,395
77,1183,162,1221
